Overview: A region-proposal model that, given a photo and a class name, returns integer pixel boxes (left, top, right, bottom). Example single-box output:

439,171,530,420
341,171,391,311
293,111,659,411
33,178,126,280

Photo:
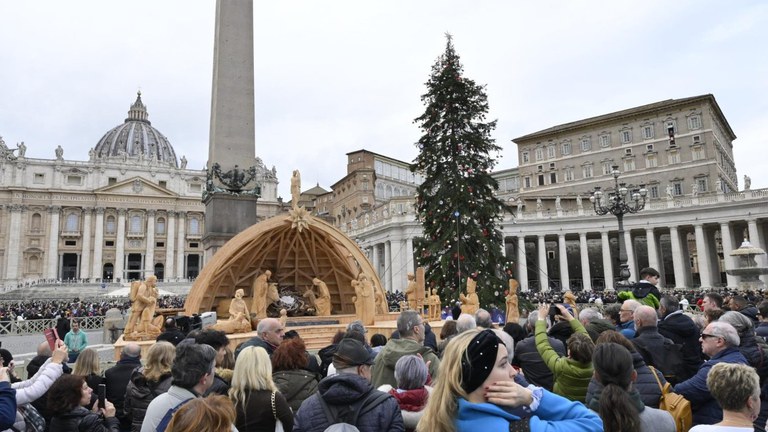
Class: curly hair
271,337,309,371
47,374,87,415
143,341,176,382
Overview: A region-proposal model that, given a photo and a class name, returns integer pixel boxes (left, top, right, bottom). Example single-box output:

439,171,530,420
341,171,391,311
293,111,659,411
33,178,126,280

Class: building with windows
0,93,277,287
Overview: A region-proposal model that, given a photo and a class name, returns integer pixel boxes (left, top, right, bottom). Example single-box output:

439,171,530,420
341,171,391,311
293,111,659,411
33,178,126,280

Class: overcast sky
1,1,766,199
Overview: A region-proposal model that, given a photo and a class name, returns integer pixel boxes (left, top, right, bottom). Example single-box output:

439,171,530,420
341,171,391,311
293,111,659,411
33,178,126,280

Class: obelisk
203,0,263,259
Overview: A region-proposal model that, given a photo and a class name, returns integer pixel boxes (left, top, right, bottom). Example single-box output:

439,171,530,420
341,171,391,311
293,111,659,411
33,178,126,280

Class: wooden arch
184,213,381,316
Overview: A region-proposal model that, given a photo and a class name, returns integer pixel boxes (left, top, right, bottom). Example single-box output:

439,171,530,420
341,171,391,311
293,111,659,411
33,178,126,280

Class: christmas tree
412,35,513,308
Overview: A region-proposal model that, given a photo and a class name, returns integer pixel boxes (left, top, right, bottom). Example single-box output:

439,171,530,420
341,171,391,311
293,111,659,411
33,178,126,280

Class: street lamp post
590,166,647,290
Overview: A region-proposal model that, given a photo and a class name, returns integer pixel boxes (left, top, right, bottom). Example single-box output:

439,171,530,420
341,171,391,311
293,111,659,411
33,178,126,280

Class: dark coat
586,350,667,408
674,346,748,426
740,306,760,325
0,382,15,430
203,374,230,396
657,310,703,381
738,333,768,432
104,356,141,430
235,335,274,357
123,368,173,432
155,329,186,346
318,343,338,378
49,406,120,432
232,389,293,432
273,369,320,413
632,326,678,376
756,322,768,341
294,373,404,432
512,335,566,391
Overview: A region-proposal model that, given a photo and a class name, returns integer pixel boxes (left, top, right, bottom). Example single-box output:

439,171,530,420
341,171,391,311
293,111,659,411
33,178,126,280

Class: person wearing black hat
418,329,602,432
293,338,404,432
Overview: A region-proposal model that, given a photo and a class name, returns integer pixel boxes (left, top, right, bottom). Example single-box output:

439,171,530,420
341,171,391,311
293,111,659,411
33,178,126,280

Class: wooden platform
113,313,445,358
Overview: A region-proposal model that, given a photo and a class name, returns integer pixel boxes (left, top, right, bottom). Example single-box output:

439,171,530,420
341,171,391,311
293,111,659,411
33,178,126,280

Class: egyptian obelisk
203,0,280,259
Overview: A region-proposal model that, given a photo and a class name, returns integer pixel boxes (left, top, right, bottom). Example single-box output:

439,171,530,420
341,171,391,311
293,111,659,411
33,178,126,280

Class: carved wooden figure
460,277,479,315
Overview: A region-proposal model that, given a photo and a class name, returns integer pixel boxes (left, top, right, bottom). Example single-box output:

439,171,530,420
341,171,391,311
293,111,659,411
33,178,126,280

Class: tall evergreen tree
412,35,512,308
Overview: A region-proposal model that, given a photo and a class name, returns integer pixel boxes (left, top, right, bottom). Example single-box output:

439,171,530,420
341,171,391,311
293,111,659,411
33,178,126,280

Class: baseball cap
333,338,375,368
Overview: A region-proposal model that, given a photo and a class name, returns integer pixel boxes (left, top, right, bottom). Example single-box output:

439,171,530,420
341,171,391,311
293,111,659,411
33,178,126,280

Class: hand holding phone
97,384,106,410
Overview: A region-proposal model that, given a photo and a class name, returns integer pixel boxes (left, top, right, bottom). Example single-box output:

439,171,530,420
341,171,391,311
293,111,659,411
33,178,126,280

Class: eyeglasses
619,309,633,312
700,333,721,340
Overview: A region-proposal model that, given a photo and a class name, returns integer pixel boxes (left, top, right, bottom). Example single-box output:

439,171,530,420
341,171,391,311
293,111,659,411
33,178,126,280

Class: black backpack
316,390,391,432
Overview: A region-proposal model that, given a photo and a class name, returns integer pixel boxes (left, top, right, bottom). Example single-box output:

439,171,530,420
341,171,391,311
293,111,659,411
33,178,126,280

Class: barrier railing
0,316,105,335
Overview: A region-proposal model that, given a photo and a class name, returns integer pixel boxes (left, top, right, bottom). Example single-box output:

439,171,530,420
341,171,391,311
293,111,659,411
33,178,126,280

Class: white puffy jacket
4,359,64,432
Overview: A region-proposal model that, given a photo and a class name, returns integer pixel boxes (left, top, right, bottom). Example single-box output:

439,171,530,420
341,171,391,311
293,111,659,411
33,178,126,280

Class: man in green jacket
371,310,440,388
535,304,594,402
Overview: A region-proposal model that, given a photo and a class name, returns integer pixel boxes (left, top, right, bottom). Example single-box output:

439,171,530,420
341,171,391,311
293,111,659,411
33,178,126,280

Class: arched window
106,215,116,234
156,217,166,235
189,218,200,235
31,213,42,231
66,213,79,231
130,215,142,234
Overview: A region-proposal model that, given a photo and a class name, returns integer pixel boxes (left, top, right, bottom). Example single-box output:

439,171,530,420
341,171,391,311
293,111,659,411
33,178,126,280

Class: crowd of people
0,297,186,323
2,267,768,431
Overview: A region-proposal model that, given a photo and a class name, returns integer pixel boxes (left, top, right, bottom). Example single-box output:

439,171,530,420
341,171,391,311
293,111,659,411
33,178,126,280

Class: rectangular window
621,130,632,144
189,242,199,248
688,116,701,130
524,176,531,188
692,147,705,161
643,125,654,139
650,186,659,199
33,173,45,184
549,173,557,184
561,142,572,155
538,174,545,186
547,146,556,159
564,168,574,182
535,148,544,161
666,121,677,134
646,155,658,168
156,242,165,248
522,152,530,163
673,182,683,196
105,240,115,247
108,177,117,185
159,180,167,188
625,148,632,155
581,138,591,151
624,159,636,171
692,135,701,143
668,152,681,164
64,240,77,246
537,165,544,172
583,165,594,178
549,163,556,170
697,178,708,192
599,135,610,147
189,183,202,193
602,162,613,175
66,175,82,185
646,144,654,151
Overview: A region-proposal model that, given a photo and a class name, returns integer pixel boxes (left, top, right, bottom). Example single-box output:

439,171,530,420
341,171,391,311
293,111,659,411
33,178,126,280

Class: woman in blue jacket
417,329,602,432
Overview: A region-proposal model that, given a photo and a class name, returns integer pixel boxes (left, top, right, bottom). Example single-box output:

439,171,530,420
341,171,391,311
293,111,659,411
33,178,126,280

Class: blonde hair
707,362,760,411
167,395,235,432
72,348,101,377
143,341,176,382
417,329,481,432
228,346,277,410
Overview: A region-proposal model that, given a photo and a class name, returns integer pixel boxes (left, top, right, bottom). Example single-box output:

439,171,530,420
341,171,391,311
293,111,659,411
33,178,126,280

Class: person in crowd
377,355,431,432
318,330,345,378
229,346,293,431
370,333,387,355
718,311,768,431
194,329,232,396
271,337,320,413
617,300,641,339
0,350,20,384
631,305,682,382
73,347,104,406
618,267,662,309
586,330,666,409
704,308,725,327
589,342,675,432
603,304,621,328
689,362,761,432
372,310,440,388
56,315,71,342
730,295,760,325
757,301,768,341
234,317,284,357
674,321,748,426
501,322,526,350
577,307,614,342
0,367,15,431
125,341,175,432
513,313,565,391
535,304,594,402
657,295,703,382
141,343,218,432
451,301,462,321
438,320,458,357
418,329,602,432
475,309,493,329
64,319,88,363
455,314,476,334
156,318,186,346
294,338,404,432
104,342,142,431
47,374,119,432
701,292,724,312
166,395,235,432
26,341,72,424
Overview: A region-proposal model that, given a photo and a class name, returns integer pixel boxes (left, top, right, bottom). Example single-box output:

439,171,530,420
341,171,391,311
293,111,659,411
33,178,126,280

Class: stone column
601,231,613,290
721,222,738,288
115,209,126,282
176,212,186,279
79,208,92,280
558,234,570,290
5,205,24,281
145,210,156,277
694,224,713,289
623,230,637,282
580,232,592,291
538,235,549,292
669,226,687,289
372,243,380,279
646,228,660,271
405,238,414,279
46,206,61,280
517,236,529,292
166,211,176,280
384,240,392,291
92,208,105,280
748,219,768,285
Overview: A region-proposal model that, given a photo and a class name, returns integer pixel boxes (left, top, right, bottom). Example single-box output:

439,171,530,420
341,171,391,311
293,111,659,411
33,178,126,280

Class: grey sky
1,1,766,199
